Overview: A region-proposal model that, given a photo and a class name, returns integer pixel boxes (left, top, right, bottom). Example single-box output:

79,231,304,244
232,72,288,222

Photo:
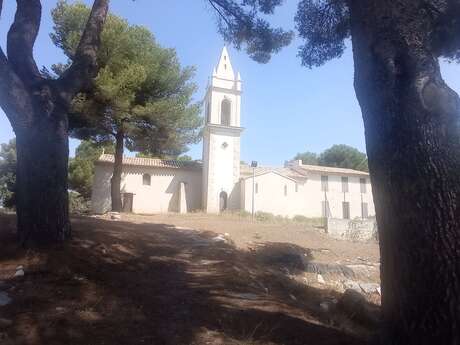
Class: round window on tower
222,142,228,149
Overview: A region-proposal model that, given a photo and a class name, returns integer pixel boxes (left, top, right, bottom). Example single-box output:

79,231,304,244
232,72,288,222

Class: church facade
92,48,375,219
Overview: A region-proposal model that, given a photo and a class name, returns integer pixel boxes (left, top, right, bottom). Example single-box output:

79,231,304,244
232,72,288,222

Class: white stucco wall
91,163,202,214
203,127,242,213
241,171,375,219
242,172,306,217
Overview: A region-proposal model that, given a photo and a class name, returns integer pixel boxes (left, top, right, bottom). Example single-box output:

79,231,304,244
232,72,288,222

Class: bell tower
202,47,243,213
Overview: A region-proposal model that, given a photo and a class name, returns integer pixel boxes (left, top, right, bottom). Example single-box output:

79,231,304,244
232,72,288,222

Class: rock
359,282,381,295
338,289,380,326
0,318,12,329
16,265,23,271
110,212,121,220
0,292,12,306
55,307,66,313
317,274,325,284
14,269,24,278
212,234,227,242
320,301,332,312
343,280,361,292
224,232,230,237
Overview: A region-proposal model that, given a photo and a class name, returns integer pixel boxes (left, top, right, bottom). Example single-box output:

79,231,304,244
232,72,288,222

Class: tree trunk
15,112,71,246
110,130,124,211
348,1,460,344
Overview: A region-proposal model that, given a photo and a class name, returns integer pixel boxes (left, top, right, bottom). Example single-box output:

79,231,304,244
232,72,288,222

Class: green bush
255,211,275,222
69,191,90,214
293,215,309,223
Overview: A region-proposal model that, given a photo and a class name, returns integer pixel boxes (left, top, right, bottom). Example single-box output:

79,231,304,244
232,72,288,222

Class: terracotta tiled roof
240,163,369,180
96,154,202,170
291,164,369,177
240,165,307,181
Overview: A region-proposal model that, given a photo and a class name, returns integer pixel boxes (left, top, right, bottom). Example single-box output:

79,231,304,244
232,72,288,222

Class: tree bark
348,1,460,344
0,0,109,246
110,130,124,212
15,107,71,245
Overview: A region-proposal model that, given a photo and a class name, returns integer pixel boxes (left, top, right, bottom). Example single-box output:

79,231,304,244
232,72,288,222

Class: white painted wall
241,171,375,219
91,163,202,214
202,47,243,213
242,172,306,217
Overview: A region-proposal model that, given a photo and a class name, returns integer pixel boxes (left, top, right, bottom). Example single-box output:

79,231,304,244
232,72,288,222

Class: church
91,48,375,219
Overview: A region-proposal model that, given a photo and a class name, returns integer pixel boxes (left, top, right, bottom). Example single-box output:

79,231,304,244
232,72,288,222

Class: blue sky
2,1,460,166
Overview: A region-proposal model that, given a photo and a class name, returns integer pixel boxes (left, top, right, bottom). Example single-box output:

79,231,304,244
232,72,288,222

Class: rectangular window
341,177,349,193
361,202,369,218
342,202,350,219
322,201,330,218
255,183,258,194
321,175,329,192
284,185,288,196
360,178,367,193
295,183,298,192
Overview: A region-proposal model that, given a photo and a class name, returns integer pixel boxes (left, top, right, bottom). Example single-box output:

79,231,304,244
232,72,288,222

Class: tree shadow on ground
0,214,378,345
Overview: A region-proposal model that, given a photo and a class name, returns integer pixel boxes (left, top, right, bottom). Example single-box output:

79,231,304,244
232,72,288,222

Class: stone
320,301,332,312
110,212,121,220
359,283,381,295
14,269,24,277
212,234,227,242
343,280,362,292
0,292,12,306
0,318,12,329
338,289,380,326
16,265,23,271
317,274,325,284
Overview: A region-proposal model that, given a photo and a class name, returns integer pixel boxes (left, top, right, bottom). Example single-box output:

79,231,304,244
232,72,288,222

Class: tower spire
215,46,235,79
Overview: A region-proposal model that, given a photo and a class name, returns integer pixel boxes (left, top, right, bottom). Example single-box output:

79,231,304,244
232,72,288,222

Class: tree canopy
51,1,202,211
294,145,368,171
52,1,202,158
293,150,318,165
68,140,114,200
207,0,294,63
0,139,16,208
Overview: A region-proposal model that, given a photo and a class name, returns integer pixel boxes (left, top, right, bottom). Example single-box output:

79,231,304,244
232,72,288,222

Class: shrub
255,211,275,222
69,191,90,214
293,215,309,223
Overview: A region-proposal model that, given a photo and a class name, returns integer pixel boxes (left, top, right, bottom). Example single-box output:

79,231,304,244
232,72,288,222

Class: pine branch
59,0,109,98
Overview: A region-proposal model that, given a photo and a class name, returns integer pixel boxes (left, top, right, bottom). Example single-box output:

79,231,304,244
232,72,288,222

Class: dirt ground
0,213,380,345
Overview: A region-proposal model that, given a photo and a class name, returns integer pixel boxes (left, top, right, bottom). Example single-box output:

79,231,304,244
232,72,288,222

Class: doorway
219,191,228,212
122,193,133,213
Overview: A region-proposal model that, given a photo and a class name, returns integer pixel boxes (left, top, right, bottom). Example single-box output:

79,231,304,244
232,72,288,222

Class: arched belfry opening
221,99,231,126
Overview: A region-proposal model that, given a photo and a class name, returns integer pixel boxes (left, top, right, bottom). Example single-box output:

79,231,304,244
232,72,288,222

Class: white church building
92,48,375,219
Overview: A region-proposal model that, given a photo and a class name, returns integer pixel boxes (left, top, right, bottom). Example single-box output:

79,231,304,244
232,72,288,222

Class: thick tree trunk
348,1,460,344
110,131,124,211
15,112,71,246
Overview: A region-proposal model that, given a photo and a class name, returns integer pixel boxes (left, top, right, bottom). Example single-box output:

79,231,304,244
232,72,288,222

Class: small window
295,183,298,192
255,183,259,194
341,177,349,193
360,178,367,193
322,201,330,218
361,202,369,218
284,185,287,196
142,173,151,186
342,202,350,219
321,175,328,192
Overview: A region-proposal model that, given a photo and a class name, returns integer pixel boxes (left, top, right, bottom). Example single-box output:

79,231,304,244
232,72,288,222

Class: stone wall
326,218,378,242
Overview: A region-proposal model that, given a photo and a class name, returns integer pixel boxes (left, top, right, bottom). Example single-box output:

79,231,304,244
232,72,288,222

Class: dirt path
0,214,377,345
